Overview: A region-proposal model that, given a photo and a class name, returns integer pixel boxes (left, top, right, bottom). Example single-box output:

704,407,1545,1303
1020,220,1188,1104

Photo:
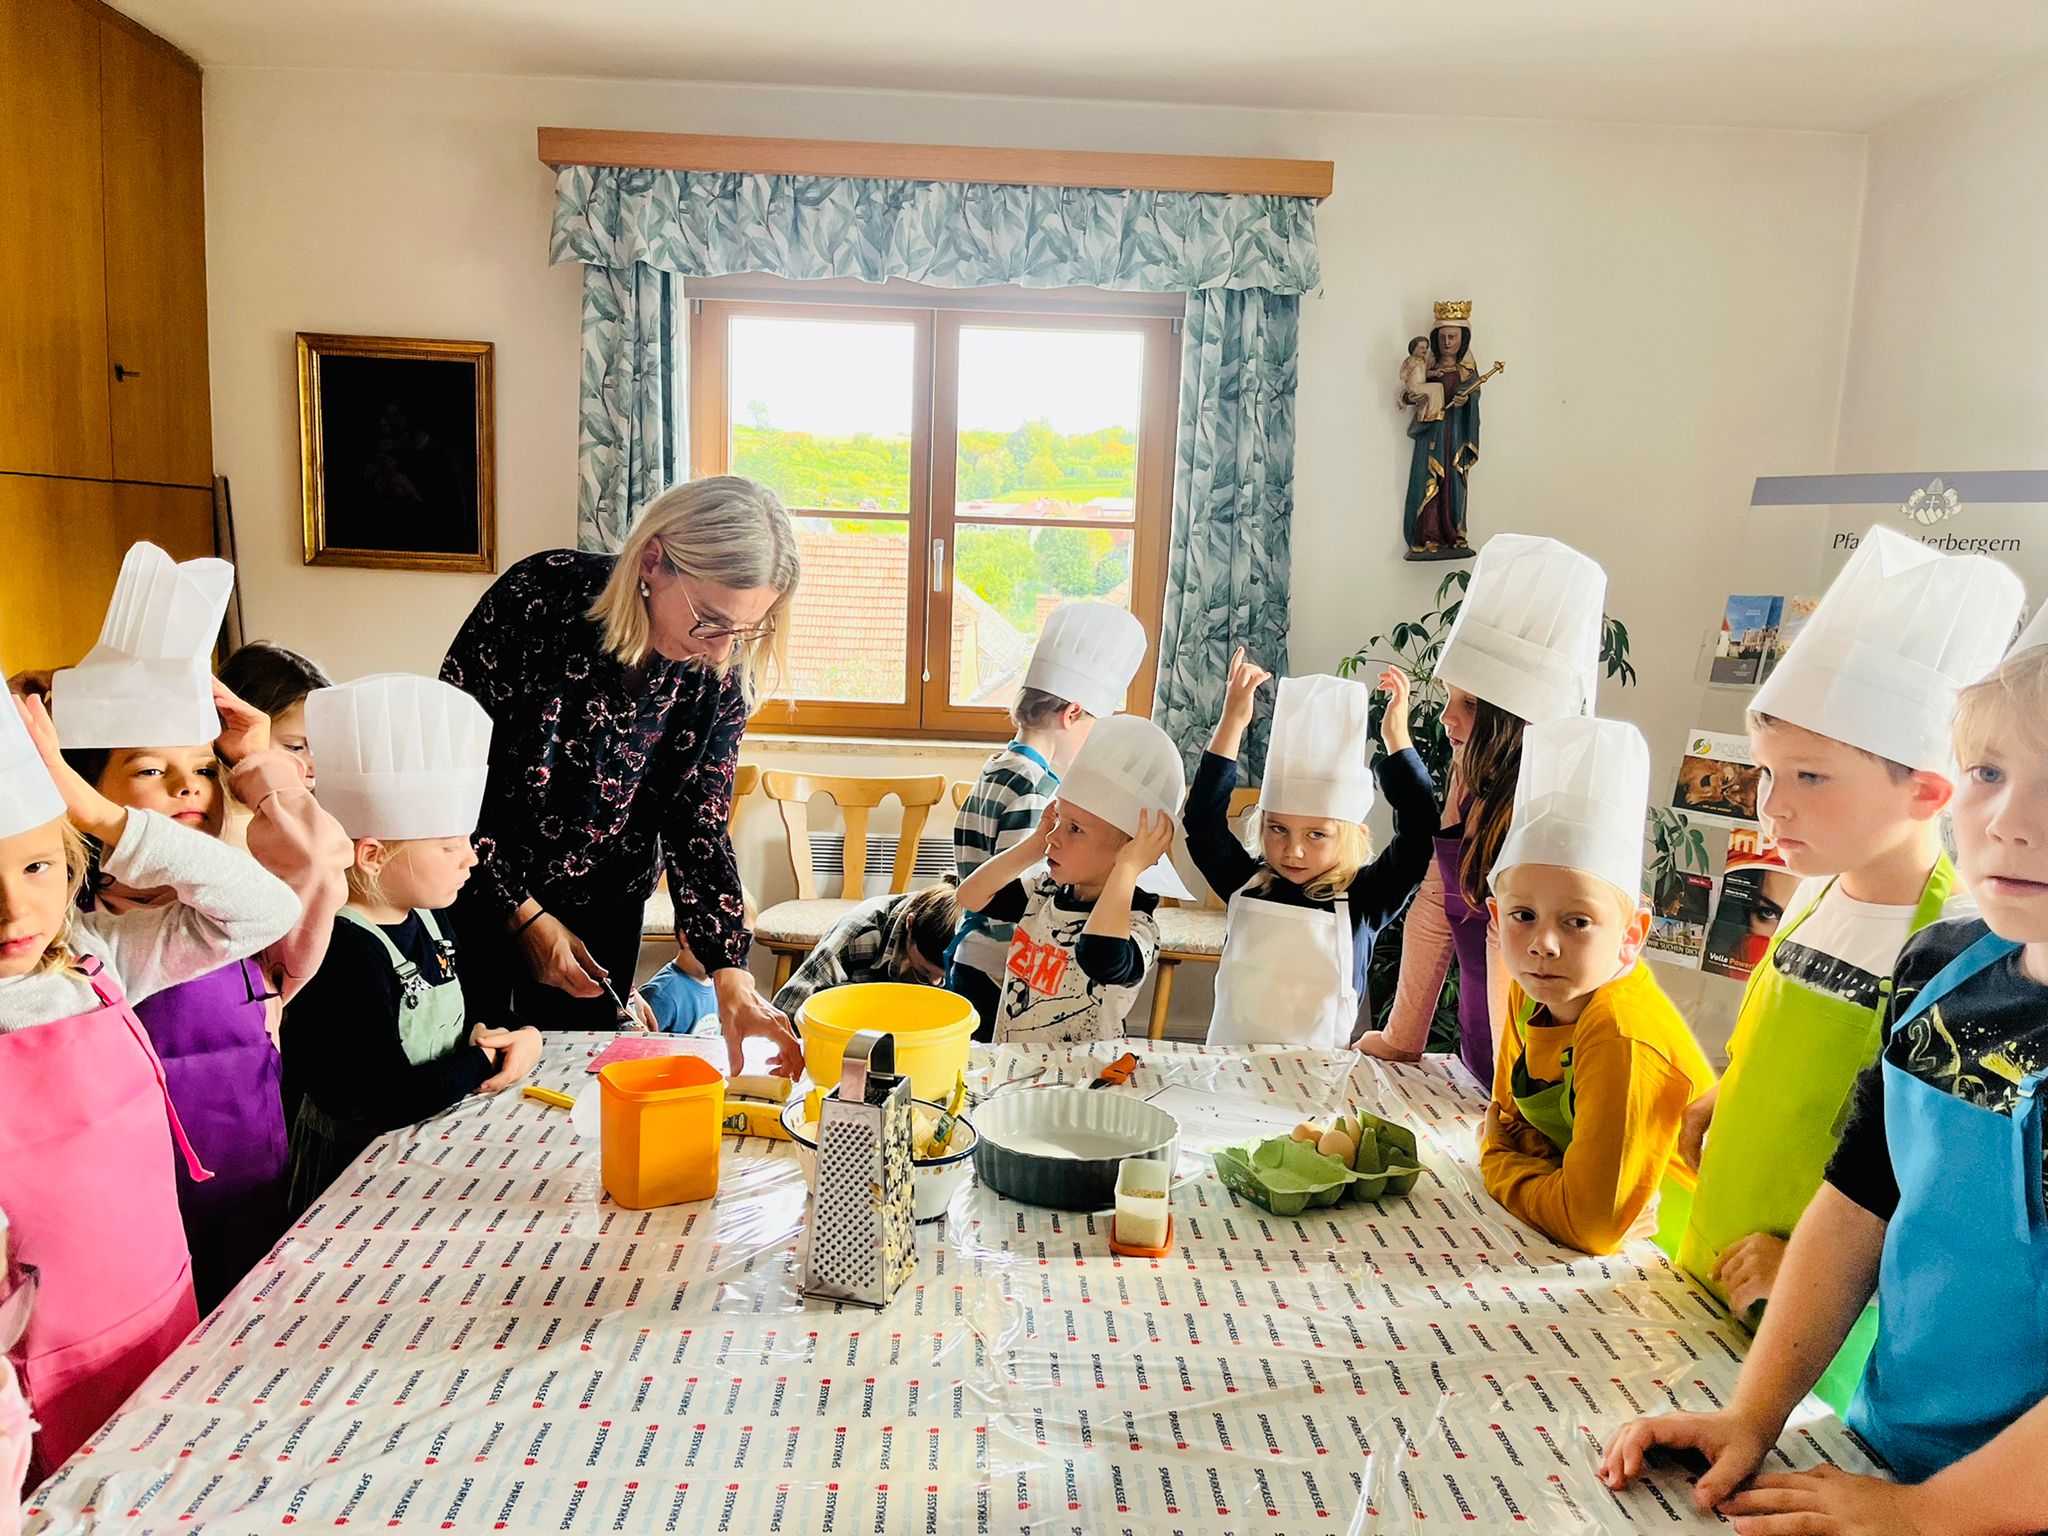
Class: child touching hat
281,676,541,1213
0,682,297,1482
51,544,352,1313
1480,716,1715,1255
955,713,1181,1044
1677,528,2021,1389
1601,631,2048,1529
950,603,1147,1034
1188,652,1436,1049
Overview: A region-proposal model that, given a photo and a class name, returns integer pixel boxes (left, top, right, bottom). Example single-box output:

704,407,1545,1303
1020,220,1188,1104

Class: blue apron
1848,929,2048,1482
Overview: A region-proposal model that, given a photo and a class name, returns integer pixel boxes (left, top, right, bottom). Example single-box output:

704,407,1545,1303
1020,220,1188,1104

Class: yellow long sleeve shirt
1481,960,1716,1256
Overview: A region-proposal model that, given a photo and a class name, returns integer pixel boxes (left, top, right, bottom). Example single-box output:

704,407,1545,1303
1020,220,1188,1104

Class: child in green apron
281,676,542,1213
1677,529,2018,1410
1599,624,2048,1531
1478,717,1716,1255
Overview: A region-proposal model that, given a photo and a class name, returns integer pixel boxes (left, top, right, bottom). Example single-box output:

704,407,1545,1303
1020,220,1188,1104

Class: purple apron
135,958,289,1313
1434,818,1494,1086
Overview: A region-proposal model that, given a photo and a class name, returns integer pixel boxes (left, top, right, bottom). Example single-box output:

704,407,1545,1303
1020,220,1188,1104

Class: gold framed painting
298,333,496,573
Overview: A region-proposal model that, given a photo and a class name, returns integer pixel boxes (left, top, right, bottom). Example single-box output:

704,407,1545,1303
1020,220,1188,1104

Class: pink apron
0,959,206,1486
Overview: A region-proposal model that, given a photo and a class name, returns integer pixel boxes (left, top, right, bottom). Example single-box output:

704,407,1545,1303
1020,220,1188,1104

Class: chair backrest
731,763,761,828
950,779,972,811
1195,786,1266,911
761,771,951,900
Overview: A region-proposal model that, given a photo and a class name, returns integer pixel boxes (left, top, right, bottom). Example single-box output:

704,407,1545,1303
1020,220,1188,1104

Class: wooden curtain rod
537,127,1333,200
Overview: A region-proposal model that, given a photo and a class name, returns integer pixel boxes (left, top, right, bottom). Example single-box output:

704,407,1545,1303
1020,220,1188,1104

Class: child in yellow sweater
1479,716,1715,1255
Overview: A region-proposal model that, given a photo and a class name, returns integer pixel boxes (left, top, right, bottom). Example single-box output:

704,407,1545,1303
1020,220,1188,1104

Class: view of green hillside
731,416,1137,512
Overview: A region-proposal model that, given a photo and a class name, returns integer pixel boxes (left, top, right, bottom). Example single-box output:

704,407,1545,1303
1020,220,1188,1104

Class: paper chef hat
1491,715,1650,902
1021,603,1148,719
1056,713,1190,898
1261,673,1375,824
0,678,65,841
50,542,236,749
2011,603,2048,658
306,674,492,841
1751,524,2024,774
1435,534,1606,724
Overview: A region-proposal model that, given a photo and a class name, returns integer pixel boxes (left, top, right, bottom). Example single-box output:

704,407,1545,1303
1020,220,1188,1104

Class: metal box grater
800,1029,916,1309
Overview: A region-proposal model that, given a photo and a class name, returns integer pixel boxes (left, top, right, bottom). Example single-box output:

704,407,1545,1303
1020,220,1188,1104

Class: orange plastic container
598,1055,725,1208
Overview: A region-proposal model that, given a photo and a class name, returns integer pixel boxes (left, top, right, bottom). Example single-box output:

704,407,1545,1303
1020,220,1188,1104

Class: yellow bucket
796,983,975,1100
598,1055,724,1208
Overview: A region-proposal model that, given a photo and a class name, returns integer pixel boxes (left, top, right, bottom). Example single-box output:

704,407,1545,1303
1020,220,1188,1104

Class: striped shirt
950,743,1059,987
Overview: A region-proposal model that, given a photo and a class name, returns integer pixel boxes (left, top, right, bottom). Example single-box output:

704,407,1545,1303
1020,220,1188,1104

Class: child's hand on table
1715,1232,1788,1316
1598,1406,1775,1514
1114,808,1174,880
1720,1464,1936,1534
474,1024,543,1092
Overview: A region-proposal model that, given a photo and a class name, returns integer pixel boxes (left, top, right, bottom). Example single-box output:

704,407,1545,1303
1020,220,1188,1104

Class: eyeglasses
676,579,775,646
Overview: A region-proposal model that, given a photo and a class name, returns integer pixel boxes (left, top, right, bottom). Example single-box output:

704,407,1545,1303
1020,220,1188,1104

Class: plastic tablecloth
24,1039,1881,1534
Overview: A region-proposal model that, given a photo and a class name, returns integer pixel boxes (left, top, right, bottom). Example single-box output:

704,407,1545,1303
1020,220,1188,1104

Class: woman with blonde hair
441,475,802,1071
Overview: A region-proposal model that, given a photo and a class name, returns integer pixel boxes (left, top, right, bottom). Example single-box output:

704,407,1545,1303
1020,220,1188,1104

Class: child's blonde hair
345,839,414,910
41,822,94,977
1245,817,1374,904
587,475,801,706
1953,644,2048,764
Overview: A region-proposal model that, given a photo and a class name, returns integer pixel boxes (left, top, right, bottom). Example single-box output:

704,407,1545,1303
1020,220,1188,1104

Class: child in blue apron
1601,636,2048,1528
1478,717,1715,1255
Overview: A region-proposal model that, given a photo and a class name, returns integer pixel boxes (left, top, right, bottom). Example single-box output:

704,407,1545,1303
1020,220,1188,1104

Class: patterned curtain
1153,288,1298,776
550,165,1319,772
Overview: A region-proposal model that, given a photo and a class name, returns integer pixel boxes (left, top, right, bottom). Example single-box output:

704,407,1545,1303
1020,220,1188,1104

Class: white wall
202,68,1869,1035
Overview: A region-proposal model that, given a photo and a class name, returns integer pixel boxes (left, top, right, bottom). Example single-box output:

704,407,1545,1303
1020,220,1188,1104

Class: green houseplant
1337,568,1637,1048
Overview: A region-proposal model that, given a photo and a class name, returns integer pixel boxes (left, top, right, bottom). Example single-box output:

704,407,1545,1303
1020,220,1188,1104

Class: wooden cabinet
101,17,212,486
0,476,213,671
0,0,113,480
0,0,211,488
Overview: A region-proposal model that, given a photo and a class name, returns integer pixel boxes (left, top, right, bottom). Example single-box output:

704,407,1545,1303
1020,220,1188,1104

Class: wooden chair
641,763,759,941
752,772,950,991
1145,785,1261,1040
950,779,973,811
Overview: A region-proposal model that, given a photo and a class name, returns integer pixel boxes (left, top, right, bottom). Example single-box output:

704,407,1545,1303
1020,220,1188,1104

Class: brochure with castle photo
1711,594,1784,685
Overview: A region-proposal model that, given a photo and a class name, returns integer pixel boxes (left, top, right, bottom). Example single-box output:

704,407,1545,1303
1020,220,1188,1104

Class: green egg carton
1212,1138,1357,1216
1350,1111,1424,1200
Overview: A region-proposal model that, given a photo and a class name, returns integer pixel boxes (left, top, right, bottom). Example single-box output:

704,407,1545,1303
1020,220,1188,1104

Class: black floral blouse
439,551,751,971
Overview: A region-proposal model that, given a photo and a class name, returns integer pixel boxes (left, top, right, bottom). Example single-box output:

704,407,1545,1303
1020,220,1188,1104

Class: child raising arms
281,676,541,1212
1187,651,1436,1049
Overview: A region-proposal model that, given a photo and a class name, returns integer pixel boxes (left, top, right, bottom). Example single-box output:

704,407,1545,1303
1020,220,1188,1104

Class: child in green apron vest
1477,717,1716,1254
1677,530,2019,1376
1600,629,2048,1531
281,676,542,1214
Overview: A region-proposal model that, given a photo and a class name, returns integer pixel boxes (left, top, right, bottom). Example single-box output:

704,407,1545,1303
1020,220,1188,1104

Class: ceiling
116,0,2048,133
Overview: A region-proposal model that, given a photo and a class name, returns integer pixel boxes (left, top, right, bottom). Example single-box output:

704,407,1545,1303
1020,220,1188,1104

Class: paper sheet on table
1148,1083,1319,1153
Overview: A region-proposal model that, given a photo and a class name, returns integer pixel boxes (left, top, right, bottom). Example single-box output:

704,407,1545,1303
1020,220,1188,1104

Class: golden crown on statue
1433,299,1473,325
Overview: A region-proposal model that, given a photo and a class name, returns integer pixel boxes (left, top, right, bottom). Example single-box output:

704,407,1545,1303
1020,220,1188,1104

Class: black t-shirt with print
1825,917,2048,1220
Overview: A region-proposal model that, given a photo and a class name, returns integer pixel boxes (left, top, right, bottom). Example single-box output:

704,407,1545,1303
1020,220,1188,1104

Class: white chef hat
2010,603,2048,658
1491,715,1650,903
1021,603,1148,719
1436,533,1606,724
0,683,65,841
1056,713,1190,898
50,542,235,749
1261,673,1375,824
306,674,492,841
1751,524,2023,774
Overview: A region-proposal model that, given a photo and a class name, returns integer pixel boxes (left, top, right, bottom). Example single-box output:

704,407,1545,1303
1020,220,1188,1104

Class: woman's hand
1598,1407,1776,1514
16,694,125,844
1715,1232,1789,1317
473,1023,543,1092
1113,808,1174,880
1207,648,1272,759
1723,1465,1934,1534
714,967,802,1079
211,680,271,767
1377,666,1414,754
516,911,607,999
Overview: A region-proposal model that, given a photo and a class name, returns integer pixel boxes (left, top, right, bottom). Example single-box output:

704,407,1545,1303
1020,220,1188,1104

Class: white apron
1206,891,1357,1050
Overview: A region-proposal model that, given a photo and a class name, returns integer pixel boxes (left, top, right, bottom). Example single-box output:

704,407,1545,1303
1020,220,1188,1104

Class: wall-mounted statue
1400,300,1504,562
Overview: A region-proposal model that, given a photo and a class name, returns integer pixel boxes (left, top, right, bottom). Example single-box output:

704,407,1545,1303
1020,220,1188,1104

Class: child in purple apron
1599,628,2048,1525
51,547,350,1314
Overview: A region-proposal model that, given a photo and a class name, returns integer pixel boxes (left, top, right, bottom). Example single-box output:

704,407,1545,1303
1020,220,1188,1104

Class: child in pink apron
0,689,299,1491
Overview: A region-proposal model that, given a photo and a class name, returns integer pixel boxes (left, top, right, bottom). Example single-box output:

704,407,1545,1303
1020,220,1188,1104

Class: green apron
1507,995,1578,1151
1678,856,1953,1411
286,908,468,1212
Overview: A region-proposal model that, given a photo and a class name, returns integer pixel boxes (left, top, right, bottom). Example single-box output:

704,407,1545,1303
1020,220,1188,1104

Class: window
688,289,1177,737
